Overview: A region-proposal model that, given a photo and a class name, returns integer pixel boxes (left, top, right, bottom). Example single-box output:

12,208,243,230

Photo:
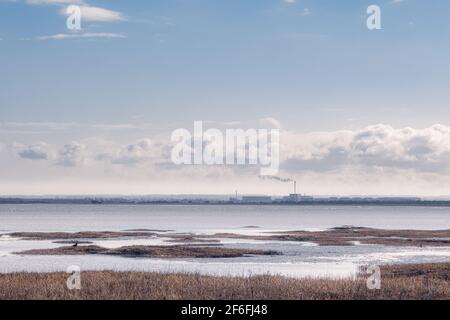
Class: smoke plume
259,175,293,183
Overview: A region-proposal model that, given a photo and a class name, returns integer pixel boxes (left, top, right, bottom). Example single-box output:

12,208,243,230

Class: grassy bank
1,263,449,300
17,244,279,258
11,227,450,247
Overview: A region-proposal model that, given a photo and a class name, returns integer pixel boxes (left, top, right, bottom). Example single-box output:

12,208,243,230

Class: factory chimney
294,181,297,194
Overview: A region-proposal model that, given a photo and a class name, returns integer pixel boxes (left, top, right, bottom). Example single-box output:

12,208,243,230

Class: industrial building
241,196,273,203
279,180,314,202
238,180,315,204
282,194,314,203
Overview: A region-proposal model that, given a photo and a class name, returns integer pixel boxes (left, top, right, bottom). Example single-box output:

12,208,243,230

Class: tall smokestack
294,181,297,194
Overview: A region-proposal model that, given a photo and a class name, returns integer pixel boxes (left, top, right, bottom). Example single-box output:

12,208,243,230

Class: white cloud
26,0,126,23
15,141,86,166
10,124,450,174
12,123,450,175
56,142,86,167
60,5,126,22
6,124,450,195
97,139,163,165
283,0,296,4
17,142,54,160
282,124,450,173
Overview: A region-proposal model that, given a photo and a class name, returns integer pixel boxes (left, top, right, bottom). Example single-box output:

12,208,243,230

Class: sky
1,0,450,196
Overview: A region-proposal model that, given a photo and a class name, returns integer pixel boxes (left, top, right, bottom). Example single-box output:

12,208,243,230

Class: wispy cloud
24,0,127,40
26,0,126,22
0,122,139,132
300,8,311,16
27,0,85,4
60,5,126,22
36,32,126,40
259,117,281,129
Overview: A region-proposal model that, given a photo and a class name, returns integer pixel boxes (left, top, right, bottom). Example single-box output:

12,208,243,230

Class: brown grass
209,227,450,247
9,227,450,247
16,245,280,258
0,263,449,300
9,231,158,240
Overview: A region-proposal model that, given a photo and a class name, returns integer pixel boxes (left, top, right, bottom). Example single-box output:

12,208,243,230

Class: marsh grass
1,263,449,300
16,245,279,258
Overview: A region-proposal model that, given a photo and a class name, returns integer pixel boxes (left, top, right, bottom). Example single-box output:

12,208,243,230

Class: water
2,204,450,233
1,204,450,277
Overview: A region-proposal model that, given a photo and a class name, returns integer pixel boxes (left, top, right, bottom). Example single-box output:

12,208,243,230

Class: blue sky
1,0,450,195
1,0,449,129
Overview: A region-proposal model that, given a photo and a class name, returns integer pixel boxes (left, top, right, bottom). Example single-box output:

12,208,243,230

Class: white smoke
259,175,293,183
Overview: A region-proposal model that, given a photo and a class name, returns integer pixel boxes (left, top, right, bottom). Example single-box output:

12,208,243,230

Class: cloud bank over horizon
1,122,450,196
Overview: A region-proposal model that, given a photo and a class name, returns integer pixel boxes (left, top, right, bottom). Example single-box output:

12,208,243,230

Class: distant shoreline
2,198,450,206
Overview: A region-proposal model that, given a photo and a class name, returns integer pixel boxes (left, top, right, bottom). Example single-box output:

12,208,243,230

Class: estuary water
1,204,450,277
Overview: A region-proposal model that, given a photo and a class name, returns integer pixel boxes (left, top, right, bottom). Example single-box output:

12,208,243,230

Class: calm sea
1,204,450,277
1,204,450,233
